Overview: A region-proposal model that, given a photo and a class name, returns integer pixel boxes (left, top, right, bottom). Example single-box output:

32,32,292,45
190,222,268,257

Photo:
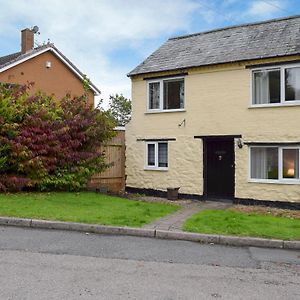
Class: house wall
0,51,94,106
126,55,300,203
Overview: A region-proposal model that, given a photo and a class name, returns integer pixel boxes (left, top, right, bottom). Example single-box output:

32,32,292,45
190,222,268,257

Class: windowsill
249,101,300,108
144,167,168,171
248,179,300,185
145,109,186,114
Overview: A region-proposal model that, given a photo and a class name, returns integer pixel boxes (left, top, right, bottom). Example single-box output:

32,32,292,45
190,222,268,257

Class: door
204,139,235,198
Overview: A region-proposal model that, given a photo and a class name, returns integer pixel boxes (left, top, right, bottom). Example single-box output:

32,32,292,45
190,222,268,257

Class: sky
1,0,300,108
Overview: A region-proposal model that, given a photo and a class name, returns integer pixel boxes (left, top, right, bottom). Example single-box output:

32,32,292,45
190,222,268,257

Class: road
0,226,299,300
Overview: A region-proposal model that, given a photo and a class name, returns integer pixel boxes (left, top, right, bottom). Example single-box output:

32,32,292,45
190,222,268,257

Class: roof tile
129,15,300,76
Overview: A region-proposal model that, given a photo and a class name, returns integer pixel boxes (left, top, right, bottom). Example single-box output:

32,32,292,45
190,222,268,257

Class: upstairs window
149,82,160,109
285,67,300,101
252,64,300,105
148,77,184,111
253,69,280,104
146,142,168,170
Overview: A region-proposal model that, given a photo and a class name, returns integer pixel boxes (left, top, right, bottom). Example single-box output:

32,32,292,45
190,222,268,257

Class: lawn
183,209,300,240
0,192,179,227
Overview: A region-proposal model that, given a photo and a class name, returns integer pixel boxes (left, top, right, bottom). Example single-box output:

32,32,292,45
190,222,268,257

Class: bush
0,82,116,191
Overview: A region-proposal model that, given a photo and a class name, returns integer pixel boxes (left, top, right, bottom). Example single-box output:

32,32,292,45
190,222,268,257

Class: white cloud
247,0,285,17
0,0,200,107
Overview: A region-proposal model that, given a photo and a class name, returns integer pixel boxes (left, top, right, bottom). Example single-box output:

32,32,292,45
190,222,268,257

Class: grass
183,209,300,240
0,192,179,228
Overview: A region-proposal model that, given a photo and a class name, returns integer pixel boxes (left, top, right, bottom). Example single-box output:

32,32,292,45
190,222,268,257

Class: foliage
0,192,179,227
0,82,116,192
183,209,300,240
107,93,131,126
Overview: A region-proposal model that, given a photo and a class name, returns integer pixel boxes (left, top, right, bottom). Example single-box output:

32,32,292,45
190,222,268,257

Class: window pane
158,143,168,167
149,82,160,109
163,79,184,109
253,70,280,104
283,149,299,179
147,144,155,166
251,147,278,179
285,67,300,101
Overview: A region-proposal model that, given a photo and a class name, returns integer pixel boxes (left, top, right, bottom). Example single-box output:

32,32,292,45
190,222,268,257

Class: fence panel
88,129,125,193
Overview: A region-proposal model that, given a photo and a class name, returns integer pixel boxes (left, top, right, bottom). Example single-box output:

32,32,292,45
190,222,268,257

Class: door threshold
203,196,234,203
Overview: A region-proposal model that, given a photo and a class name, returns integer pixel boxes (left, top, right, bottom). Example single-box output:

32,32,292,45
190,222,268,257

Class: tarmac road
0,226,299,299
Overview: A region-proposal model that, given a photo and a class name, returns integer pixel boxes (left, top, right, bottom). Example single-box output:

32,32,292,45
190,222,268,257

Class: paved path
143,200,232,231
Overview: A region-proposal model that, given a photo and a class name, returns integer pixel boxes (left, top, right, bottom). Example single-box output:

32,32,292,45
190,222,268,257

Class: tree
0,82,116,191
107,94,131,126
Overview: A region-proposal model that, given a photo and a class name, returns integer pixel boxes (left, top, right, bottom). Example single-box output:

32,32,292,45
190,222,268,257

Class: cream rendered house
126,16,300,208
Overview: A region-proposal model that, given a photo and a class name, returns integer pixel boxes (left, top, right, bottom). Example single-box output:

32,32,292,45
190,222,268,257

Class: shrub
0,82,116,191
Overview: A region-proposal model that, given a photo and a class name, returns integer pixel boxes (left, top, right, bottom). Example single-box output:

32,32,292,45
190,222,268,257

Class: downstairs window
250,146,300,182
146,142,168,170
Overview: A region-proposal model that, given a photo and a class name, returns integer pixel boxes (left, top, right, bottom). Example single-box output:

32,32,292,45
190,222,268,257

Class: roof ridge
169,14,300,41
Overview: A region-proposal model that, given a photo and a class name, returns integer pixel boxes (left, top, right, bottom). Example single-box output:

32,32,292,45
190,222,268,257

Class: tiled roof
128,15,300,76
0,44,100,94
0,52,21,67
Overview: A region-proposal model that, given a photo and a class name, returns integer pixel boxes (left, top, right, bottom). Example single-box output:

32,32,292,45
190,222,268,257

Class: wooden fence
88,128,125,193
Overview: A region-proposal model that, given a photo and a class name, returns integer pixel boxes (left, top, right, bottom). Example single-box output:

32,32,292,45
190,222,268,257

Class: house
126,15,300,208
0,27,100,106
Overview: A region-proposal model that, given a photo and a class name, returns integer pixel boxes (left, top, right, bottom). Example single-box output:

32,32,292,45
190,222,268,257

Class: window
250,146,300,183
283,149,299,179
252,64,300,105
250,147,278,179
253,69,280,104
149,82,160,109
146,142,168,169
148,77,184,111
285,67,300,101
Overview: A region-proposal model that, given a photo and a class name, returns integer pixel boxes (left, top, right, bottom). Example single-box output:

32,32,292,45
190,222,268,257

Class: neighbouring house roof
128,15,300,77
0,43,101,95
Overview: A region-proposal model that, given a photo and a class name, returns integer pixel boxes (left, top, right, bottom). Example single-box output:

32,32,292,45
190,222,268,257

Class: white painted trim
248,145,300,184
248,178,300,185
0,46,100,95
0,48,50,73
114,126,125,131
280,67,285,103
250,62,300,107
146,76,185,113
249,102,300,108
145,109,186,114
249,69,253,108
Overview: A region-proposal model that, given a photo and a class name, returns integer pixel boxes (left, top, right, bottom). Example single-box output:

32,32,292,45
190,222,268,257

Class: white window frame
145,141,168,171
146,76,185,113
248,145,300,184
250,63,300,107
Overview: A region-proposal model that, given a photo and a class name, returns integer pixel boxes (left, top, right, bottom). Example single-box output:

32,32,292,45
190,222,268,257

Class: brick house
0,27,100,105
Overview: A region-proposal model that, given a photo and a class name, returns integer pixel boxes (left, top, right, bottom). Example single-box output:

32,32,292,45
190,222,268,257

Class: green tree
107,94,131,126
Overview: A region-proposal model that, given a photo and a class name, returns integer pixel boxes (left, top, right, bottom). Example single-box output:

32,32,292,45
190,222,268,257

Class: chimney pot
21,28,34,54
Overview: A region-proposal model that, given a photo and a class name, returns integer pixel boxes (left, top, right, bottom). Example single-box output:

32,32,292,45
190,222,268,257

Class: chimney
21,28,34,53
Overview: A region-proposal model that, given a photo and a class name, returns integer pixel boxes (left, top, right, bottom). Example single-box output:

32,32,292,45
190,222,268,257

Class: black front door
204,139,235,198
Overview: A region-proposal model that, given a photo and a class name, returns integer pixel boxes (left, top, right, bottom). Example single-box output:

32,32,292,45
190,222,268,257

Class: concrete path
143,200,232,231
